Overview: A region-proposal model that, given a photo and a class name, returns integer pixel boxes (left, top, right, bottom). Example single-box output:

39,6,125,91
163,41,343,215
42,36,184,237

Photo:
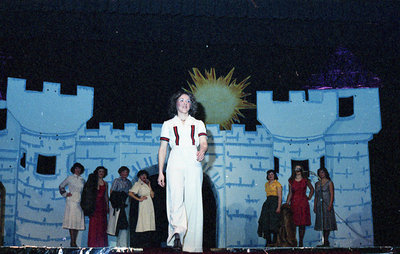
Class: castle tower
5,78,93,246
257,88,381,247
311,88,381,246
257,90,338,199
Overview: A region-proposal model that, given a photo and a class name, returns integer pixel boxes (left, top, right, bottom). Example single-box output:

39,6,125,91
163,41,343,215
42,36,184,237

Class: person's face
267,172,275,181
120,170,129,179
294,166,302,175
98,169,106,179
176,94,191,114
74,167,82,175
318,169,326,179
139,174,148,183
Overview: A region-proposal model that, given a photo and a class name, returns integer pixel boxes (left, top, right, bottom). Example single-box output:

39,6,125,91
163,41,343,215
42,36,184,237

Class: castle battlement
257,89,381,140
77,123,162,143
6,78,94,134
315,88,382,135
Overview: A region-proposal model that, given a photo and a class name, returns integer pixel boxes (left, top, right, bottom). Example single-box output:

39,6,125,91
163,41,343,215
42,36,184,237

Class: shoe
173,233,182,251
317,241,330,247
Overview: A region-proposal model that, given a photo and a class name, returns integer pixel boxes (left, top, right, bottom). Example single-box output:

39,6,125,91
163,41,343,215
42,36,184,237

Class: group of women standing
59,164,156,248
258,165,337,247
58,90,207,251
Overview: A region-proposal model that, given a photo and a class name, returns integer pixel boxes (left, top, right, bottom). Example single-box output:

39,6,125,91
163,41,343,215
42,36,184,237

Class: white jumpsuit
160,115,207,253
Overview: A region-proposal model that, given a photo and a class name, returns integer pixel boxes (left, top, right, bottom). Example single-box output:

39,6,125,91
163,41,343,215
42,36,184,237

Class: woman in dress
258,170,282,246
108,166,132,247
158,90,208,252
59,162,85,247
313,167,337,247
286,165,314,247
87,166,109,247
129,170,155,247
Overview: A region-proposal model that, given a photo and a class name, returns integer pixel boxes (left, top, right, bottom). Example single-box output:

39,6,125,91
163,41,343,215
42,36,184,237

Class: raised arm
59,177,71,197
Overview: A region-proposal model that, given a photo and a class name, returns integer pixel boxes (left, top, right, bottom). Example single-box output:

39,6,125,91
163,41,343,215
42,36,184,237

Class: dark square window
20,153,26,168
274,157,280,173
37,155,56,175
0,109,6,130
320,156,325,169
339,96,354,117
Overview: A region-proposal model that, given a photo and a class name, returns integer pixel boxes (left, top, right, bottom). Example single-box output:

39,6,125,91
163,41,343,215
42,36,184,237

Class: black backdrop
0,1,399,246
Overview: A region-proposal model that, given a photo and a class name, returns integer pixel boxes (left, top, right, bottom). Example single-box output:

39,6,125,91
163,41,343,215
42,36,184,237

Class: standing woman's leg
182,163,203,252
298,226,305,247
323,230,330,246
166,164,186,245
117,198,130,247
69,229,78,247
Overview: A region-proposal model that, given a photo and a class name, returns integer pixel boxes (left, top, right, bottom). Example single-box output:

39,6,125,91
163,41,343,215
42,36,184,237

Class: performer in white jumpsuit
158,91,208,253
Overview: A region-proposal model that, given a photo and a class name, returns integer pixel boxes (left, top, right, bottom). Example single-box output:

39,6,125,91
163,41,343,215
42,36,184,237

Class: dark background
0,0,399,247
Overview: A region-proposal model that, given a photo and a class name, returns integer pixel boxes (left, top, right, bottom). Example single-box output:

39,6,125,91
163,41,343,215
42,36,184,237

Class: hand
139,196,148,202
66,192,72,197
158,173,165,187
197,150,205,162
275,207,281,214
308,195,312,200
328,205,333,212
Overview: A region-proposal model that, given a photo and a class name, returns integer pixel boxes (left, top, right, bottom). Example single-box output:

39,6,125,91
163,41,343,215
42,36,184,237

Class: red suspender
191,125,195,145
173,126,179,145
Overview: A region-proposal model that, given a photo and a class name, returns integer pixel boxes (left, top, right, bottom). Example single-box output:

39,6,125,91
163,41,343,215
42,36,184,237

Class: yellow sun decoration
185,68,256,130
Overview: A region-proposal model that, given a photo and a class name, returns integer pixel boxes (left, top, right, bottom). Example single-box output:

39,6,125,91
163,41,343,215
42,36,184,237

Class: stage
0,246,397,254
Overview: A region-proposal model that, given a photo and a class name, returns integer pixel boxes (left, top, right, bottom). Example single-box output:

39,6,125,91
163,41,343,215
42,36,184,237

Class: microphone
309,171,321,180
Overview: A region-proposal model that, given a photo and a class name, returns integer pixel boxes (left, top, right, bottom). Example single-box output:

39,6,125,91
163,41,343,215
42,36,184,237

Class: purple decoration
308,47,382,89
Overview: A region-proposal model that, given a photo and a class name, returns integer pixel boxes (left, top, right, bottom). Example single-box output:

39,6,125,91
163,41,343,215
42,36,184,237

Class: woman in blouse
258,170,282,246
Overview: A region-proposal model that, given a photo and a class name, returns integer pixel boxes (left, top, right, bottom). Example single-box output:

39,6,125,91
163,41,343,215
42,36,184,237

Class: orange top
265,180,282,196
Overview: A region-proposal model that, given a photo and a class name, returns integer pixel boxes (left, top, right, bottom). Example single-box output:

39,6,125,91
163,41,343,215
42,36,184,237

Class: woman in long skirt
258,170,282,246
87,166,109,247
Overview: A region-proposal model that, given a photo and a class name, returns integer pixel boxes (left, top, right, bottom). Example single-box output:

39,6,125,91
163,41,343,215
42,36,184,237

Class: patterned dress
314,180,337,231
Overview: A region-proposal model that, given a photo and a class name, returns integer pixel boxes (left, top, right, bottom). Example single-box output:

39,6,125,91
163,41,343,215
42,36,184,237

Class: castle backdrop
0,77,380,247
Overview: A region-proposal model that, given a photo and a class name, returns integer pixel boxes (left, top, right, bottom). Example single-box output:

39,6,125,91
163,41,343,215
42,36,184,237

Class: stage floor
0,246,398,254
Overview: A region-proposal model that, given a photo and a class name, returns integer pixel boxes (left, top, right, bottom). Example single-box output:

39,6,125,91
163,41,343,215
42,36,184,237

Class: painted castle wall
0,78,381,248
